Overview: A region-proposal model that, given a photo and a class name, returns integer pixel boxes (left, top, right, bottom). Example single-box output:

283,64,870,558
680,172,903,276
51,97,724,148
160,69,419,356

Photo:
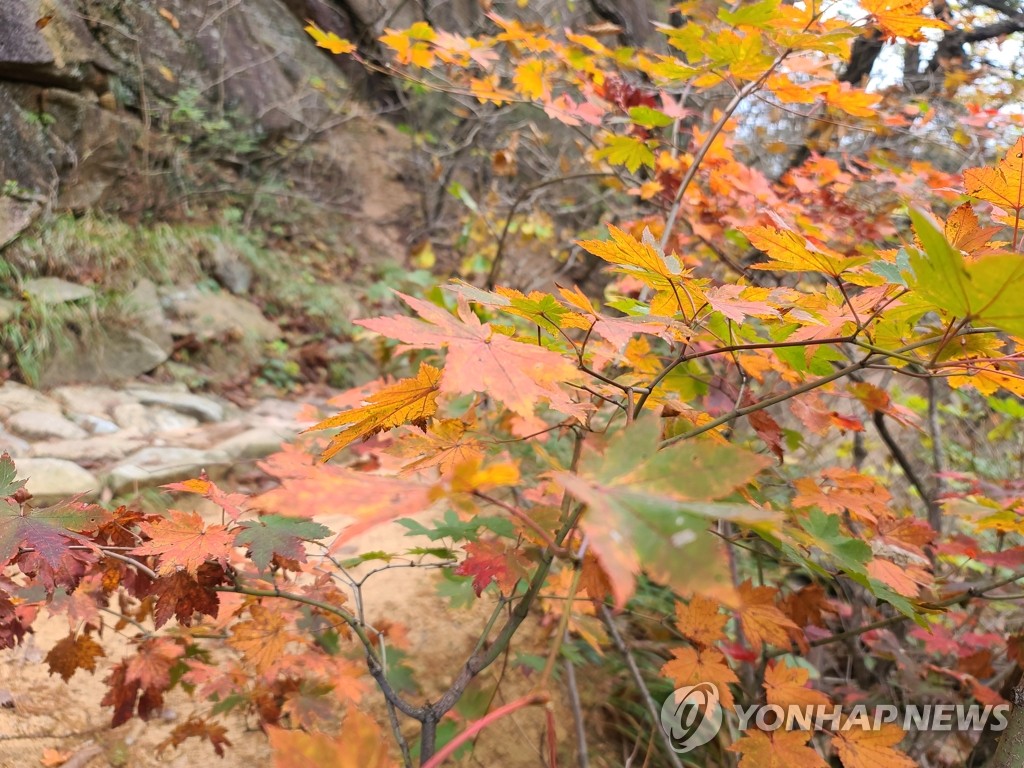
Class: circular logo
660,682,724,753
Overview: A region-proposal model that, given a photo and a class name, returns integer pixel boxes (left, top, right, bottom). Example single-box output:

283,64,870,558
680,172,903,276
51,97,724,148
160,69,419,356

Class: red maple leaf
455,538,531,596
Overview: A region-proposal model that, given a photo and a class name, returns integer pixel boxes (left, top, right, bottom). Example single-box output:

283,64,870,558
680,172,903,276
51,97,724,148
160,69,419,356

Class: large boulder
38,327,169,387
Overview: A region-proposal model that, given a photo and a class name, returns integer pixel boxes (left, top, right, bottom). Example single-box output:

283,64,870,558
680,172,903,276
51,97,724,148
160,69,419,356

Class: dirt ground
0,503,573,768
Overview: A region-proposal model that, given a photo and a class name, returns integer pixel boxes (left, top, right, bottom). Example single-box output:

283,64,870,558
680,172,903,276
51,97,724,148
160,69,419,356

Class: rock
20,277,94,305
50,385,135,418
38,328,168,387
112,403,199,434
0,382,63,417
0,197,42,249
28,435,145,463
6,410,88,440
122,279,173,353
13,458,100,503
164,287,280,344
0,297,19,323
105,447,229,495
215,427,288,460
251,397,309,423
127,389,225,423
0,429,30,456
205,241,253,295
67,412,120,435
0,0,115,89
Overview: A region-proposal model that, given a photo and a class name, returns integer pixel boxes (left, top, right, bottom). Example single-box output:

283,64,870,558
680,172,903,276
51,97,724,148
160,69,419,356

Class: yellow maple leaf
305,23,356,55
228,604,304,677
661,646,739,708
861,0,949,43
306,362,441,461
673,594,728,648
513,58,549,100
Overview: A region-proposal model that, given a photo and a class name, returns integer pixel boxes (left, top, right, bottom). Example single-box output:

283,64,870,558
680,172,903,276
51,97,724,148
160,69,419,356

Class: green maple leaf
234,515,331,572
553,417,775,607
595,136,656,173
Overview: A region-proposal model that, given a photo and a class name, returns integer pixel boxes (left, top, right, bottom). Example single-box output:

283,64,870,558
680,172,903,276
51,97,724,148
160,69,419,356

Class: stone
50,385,135,418
0,429,30,456
205,241,253,295
20,277,94,305
0,0,115,89
127,389,225,423
164,287,280,344
14,458,99,503
67,412,120,435
112,403,199,435
0,382,62,417
122,278,173,353
38,328,168,387
6,410,88,440
215,427,288,460
28,434,145,463
0,297,20,323
105,447,229,495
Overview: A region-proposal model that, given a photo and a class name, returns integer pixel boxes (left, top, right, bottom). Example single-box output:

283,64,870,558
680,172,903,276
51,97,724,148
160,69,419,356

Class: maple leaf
908,207,1024,337
673,594,728,648
228,603,304,678
392,418,484,475
357,292,584,419
553,417,774,607
744,223,863,276
763,660,829,710
832,724,915,768
963,137,1024,217
595,135,656,173
661,646,739,708
304,22,356,54
0,498,102,589
0,453,26,499
147,568,221,628
861,0,949,42
736,580,799,654
267,709,390,768
159,716,232,758
132,509,235,576
235,515,331,572
103,637,185,725
455,538,530,596
45,632,105,682
163,475,248,521
731,728,827,768
944,202,1003,255
306,362,441,461
257,446,433,549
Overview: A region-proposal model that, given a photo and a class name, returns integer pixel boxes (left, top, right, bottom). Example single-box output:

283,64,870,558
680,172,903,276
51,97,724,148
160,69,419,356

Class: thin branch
600,605,685,768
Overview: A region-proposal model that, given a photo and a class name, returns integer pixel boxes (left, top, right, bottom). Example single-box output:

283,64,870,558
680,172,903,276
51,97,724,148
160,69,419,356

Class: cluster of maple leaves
6,1,1024,766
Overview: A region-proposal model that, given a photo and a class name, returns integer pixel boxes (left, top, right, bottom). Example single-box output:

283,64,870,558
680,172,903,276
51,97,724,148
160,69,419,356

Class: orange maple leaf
736,580,799,654
267,709,390,768
306,362,441,461
132,510,235,576
964,136,1024,216
357,292,584,419
228,604,304,678
730,728,828,768
661,646,738,708
831,724,915,768
673,594,728,648
763,660,830,710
